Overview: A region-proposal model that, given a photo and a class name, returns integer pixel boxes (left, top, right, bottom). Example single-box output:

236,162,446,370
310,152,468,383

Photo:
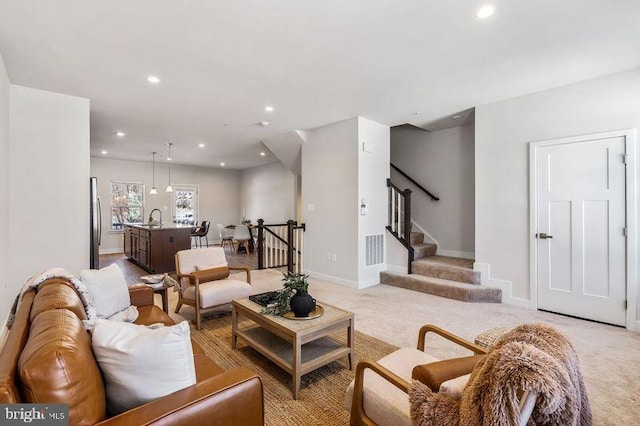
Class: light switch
307,203,315,211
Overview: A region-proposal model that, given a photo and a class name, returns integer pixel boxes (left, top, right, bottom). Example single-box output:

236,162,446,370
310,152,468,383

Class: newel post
257,218,264,270
403,189,413,274
286,220,295,273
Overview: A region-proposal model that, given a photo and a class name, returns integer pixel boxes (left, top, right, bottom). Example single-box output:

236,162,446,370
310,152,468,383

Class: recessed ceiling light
220,162,225,167
410,112,419,116
101,150,107,155
265,106,274,112
198,143,205,148
452,115,463,120
147,75,160,84
260,152,266,156
259,121,269,127
476,5,494,19
115,131,125,137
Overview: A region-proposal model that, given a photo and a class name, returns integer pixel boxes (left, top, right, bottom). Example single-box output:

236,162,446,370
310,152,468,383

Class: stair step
380,271,501,303
412,256,480,285
410,232,424,245
412,243,437,260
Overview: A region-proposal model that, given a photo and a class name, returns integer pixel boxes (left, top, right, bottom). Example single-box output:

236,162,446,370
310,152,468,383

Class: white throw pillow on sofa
81,264,130,318
91,319,196,415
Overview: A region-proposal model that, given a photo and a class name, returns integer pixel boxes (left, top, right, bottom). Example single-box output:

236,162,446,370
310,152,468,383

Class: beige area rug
190,314,397,426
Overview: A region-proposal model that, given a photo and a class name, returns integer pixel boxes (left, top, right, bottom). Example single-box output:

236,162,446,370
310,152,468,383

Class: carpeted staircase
381,232,502,303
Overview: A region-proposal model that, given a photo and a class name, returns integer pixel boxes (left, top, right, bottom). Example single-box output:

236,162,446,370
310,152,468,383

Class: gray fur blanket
409,323,592,426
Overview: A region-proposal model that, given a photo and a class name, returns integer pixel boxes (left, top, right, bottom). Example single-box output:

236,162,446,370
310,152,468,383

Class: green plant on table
262,272,310,315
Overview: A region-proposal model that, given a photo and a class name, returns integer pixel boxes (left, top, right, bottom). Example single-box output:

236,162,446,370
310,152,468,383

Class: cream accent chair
175,247,252,330
346,325,537,426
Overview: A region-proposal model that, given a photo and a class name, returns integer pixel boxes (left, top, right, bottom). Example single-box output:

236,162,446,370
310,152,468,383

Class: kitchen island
123,224,192,273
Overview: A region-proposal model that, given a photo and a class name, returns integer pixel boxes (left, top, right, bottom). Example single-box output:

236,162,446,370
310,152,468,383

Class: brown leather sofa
0,277,264,425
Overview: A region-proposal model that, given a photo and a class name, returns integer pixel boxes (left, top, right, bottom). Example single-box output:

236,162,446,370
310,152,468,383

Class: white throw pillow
81,264,130,319
91,319,196,415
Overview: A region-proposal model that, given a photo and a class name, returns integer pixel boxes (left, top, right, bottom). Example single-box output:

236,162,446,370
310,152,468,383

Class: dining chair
233,224,252,255
190,221,203,248
217,223,235,252
191,221,210,248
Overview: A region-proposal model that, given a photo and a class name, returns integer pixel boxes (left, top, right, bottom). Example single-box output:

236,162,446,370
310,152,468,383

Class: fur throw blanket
409,323,592,426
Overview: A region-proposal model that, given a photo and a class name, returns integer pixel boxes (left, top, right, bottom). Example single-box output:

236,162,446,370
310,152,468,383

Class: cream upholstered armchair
347,325,488,426
346,325,541,426
347,323,592,426
175,247,252,330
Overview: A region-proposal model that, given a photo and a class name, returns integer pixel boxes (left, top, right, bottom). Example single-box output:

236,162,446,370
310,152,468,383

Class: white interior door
536,135,627,326
172,185,198,225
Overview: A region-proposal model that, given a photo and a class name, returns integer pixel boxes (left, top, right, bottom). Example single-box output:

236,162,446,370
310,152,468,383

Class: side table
147,282,169,314
154,286,169,314
136,281,169,314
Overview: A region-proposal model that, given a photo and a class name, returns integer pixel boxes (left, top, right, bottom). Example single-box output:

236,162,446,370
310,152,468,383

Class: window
172,185,198,225
110,181,144,230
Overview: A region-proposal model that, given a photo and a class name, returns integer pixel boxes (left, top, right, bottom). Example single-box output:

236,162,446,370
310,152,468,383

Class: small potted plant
263,272,315,317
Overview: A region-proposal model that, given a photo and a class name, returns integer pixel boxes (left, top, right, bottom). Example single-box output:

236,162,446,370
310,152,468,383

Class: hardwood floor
100,244,259,285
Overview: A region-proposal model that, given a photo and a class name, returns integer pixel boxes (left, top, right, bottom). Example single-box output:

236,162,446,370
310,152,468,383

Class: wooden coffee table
232,297,354,399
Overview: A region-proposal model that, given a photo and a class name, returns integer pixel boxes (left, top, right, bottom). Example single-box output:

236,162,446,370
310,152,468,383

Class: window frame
109,180,145,231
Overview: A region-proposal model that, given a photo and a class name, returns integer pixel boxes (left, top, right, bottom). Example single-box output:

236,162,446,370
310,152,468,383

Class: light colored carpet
163,269,640,425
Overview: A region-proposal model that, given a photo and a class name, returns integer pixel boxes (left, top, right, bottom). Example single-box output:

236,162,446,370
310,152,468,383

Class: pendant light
165,142,174,193
149,151,158,195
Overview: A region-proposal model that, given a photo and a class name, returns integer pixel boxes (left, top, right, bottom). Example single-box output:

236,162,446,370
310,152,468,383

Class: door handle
536,233,553,239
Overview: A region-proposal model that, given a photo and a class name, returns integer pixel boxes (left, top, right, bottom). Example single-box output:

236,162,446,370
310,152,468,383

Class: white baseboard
357,276,381,289
304,269,360,289
99,248,123,255
436,249,475,260
473,262,533,309
385,264,408,274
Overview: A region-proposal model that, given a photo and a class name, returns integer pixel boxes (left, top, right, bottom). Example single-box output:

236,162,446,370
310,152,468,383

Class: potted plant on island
263,272,316,317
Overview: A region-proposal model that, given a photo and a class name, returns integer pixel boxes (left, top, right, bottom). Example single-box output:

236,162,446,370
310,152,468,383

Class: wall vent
365,234,384,266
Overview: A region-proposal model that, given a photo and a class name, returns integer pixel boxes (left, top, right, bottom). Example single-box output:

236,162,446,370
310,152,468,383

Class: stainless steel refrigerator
89,177,102,269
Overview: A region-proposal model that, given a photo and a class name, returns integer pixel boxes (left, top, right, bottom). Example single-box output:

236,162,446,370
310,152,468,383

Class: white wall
302,117,390,288
240,162,296,224
91,157,241,252
391,124,475,257
9,85,90,288
357,117,390,286
475,68,640,320
0,53,11,331
302,118,359,285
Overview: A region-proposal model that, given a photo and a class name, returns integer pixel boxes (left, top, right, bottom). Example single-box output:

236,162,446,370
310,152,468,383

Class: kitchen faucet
149,208,162,226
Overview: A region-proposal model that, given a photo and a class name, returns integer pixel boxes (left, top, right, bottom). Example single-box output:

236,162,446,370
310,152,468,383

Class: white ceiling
0,0,639,169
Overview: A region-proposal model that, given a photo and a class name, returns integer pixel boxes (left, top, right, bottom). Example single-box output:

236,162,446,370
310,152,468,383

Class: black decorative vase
289,292,316,317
